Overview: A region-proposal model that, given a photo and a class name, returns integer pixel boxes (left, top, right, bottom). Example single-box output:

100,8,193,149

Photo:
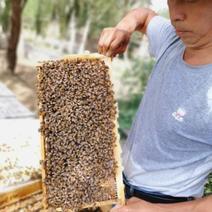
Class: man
98,0,212,211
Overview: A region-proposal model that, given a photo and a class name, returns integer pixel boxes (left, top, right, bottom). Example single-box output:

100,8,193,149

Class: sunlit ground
0,119,41,191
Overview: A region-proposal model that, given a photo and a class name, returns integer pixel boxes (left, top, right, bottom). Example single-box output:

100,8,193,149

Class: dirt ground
0,50,38,115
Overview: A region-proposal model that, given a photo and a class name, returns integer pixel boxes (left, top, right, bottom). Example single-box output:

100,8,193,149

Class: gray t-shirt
122,16,212,198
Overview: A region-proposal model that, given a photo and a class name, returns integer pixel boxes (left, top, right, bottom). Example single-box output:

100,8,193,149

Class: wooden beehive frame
0,180,42,208
37,54,125,211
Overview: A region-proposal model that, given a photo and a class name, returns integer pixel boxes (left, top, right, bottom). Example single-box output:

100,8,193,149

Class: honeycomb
37,54,124,211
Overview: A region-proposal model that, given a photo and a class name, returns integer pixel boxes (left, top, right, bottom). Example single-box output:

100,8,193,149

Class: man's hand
110,196,212,212
97,8,157,57
110,197,160,212
98,27,131,57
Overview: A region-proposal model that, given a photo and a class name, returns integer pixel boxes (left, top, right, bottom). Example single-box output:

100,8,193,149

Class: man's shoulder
147,15,182,60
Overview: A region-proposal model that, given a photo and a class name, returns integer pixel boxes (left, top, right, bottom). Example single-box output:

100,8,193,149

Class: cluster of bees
37,57,119,211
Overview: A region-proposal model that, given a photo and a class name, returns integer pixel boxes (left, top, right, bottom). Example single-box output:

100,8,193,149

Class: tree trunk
68,13,76,54
6,0,26,73
78,18,91,54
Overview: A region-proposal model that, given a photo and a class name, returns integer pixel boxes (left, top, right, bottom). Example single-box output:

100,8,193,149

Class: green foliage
22,0,150,38
34,0,43,35
204,173,212,196
88,0,151,39
122,57,154,98
23,0,54,34
0,0,11,32
118,94,141,130
118,58,154,134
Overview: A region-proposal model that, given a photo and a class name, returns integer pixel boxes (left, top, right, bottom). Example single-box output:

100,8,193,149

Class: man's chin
180,38,198,48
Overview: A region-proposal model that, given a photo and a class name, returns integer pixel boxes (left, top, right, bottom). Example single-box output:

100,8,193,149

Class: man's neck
184,44,212,66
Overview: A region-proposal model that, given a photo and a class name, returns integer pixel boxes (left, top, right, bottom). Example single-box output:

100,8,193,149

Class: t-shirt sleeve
146,16,178,60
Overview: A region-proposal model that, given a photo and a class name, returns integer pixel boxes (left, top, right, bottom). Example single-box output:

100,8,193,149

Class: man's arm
110,196,212,212
115,8,157,34
98,8,157,57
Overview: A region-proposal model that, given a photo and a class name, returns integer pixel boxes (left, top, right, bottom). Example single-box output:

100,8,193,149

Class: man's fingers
103,31,116,53
106,36,128,57
98,30,107,54
98,27,131,57
106,39,123,56
98,28,115,55
107,44,128,57
110,204,129,212
98,31,106,54
108,33,130,56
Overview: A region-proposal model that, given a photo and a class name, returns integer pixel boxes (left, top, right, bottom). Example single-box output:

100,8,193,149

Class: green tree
0,0,151,72
0,0,11,32
23,0,151,46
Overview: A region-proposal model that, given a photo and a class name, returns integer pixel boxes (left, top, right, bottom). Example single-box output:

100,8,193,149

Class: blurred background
0,0,211,211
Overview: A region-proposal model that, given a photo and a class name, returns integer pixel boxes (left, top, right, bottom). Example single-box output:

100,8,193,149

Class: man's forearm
115,8,157,34
159,196,212,212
